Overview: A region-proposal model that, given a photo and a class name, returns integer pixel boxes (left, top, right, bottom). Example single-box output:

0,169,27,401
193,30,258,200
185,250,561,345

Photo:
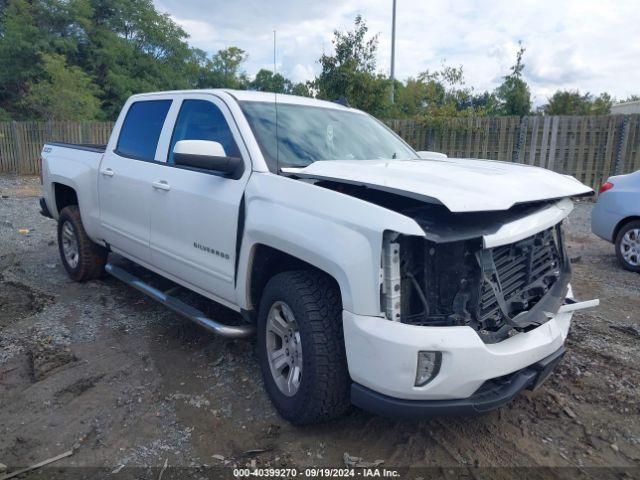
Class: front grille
396,223,568,343
477,226,564,331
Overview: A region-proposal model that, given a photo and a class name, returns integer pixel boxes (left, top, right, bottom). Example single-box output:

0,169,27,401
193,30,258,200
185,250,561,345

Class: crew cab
40,89,598,424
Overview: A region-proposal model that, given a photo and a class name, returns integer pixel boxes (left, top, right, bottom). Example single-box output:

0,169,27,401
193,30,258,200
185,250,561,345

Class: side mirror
173,140,243,178
417,150,448,160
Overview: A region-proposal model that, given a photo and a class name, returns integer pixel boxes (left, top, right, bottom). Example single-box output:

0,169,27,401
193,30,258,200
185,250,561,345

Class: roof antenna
273,29,280,172
273,30,277,74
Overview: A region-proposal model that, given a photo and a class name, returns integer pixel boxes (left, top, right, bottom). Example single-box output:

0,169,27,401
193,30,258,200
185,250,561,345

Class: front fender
236,173,424,315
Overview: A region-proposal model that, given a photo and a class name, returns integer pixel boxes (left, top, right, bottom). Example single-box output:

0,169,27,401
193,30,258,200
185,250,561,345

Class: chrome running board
105,262,254,339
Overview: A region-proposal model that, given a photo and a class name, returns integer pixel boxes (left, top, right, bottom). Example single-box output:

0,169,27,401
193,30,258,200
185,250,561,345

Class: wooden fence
0,121,114,175
0,116,639,191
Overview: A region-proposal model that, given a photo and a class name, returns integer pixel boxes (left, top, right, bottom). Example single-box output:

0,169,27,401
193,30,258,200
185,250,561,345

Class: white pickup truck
40,89,597,424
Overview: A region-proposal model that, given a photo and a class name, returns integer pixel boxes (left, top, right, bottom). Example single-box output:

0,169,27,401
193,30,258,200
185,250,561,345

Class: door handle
100,168,114,177
152,180,171,191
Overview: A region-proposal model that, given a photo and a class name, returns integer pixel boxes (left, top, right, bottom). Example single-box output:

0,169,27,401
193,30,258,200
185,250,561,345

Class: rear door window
116,100,172,161
167,100,241,165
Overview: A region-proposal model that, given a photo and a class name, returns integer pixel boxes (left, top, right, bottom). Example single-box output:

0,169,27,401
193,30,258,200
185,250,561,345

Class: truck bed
46,142,107,153
41,141,107,223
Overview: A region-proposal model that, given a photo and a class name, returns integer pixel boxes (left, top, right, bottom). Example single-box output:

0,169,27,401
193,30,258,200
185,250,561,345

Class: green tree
544,90,591,115
394,63,489,117
0,0,45,116
419,65,478,116
315,15,391,116
494,42,531,116
22,52,101,120
249,68,291,93
0,0,260,119
591,92,613,115
543,90,613,115
81,0,204,118
198,46,249,89
470,91,499,115
394,77,428,116
290,81,313,97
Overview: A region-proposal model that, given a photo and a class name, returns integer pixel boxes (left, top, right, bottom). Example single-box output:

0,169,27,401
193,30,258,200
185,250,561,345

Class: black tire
615,220,640,272
57,205,108,281
257,270,350,424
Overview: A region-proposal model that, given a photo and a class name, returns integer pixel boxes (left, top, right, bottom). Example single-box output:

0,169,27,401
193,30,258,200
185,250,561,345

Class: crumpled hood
282,158,593,212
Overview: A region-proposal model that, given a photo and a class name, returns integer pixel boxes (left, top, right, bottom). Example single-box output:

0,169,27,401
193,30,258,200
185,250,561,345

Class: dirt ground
1,176,639,477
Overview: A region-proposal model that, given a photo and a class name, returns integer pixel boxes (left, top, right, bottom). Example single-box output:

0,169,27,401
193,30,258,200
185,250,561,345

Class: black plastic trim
111,149,246,180
528,344,566,391
234,194,246,285
39,197,53,219
240,308,256,324
174,152,244,179
351,345,566,418
113,149,159,163
46,142,106,153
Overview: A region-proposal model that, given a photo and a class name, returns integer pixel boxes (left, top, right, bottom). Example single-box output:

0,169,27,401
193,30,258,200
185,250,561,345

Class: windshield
240,101,418,171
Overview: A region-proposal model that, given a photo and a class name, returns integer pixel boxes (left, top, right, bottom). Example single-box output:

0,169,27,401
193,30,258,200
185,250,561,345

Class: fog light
415,351,442,386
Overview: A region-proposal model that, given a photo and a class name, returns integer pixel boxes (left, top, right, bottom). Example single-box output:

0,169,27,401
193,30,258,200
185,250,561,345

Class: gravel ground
0,176,639,478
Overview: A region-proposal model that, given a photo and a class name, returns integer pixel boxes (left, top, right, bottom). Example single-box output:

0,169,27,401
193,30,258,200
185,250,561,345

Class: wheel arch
53,182,79,214
244,244,344,317
613,216,640,243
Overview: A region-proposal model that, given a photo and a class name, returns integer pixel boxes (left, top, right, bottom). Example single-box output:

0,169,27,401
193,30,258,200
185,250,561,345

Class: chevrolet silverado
40,89,598,424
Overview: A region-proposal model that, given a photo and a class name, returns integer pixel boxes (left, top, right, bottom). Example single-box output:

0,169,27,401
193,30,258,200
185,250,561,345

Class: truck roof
130,89,357,112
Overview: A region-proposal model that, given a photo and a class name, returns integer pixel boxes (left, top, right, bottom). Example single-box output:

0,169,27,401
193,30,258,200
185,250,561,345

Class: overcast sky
153,0,640,105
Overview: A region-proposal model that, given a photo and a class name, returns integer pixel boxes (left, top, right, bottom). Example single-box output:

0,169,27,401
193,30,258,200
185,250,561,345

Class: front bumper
343,307,573,402
351,345,565,417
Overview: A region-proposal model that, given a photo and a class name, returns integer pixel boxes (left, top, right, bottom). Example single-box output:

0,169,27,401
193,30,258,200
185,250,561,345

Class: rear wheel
57,205,108,281
257,270,350,424
615,220,640,272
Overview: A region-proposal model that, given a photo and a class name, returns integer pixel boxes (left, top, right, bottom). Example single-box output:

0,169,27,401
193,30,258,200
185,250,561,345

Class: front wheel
57,205,108,281
257,270,350,424
615,220,640,272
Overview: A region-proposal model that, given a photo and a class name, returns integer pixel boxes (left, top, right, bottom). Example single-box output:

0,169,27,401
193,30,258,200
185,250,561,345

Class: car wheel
257,270,350,424
57,205,108,281
615,220,640,272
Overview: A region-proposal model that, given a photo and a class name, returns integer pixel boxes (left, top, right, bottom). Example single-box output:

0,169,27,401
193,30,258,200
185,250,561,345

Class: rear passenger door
98,99,172,264
149,95,251,306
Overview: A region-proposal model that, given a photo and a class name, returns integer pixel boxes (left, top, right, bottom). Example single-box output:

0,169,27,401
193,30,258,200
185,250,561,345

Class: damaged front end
382,223,570,344
308,178,583,343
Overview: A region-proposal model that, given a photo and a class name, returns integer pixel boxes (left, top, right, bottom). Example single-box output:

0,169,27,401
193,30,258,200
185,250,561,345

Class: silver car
592,170,640,272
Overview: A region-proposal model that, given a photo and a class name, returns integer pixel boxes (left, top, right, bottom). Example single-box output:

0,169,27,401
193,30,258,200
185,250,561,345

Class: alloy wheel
620,228,640,267
61,221,80,269
266,301,303,397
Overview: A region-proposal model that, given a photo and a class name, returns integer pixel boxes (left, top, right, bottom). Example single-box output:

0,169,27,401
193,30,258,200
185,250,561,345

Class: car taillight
599,182,614,194
39,157,43,184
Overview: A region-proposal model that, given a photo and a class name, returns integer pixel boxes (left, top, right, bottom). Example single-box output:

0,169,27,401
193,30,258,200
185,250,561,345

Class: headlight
415,351,442,386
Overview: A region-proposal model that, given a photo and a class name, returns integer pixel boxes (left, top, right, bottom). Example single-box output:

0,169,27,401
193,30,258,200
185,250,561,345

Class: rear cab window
116,100,172,161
